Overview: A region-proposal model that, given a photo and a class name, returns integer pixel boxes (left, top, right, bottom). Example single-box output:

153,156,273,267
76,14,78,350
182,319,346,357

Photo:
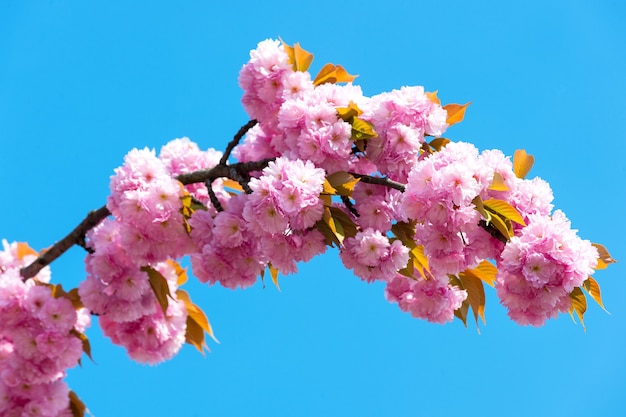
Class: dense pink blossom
0,242,88,417
361,86,448,181
385,274,467,324
108,147,193,264
495,210,598,326
340,229,409,282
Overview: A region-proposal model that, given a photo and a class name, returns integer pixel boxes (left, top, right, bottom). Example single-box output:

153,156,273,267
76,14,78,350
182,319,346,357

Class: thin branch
20,158,276,280
20,205,111,279
349,173,406,192
219,119,258,165
206,180,224,212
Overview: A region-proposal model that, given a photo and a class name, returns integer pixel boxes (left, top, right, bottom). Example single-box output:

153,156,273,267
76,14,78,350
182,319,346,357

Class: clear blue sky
1,1,625,416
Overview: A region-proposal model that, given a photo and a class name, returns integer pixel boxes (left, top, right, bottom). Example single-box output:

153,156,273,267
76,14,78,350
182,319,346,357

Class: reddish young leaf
69,391,86,417
592,243,617,270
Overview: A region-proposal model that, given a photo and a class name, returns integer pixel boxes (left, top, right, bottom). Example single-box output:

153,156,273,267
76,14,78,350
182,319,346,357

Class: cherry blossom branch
20,205,111,279
20,158,275,280
219,119,258,165
349,173,406,192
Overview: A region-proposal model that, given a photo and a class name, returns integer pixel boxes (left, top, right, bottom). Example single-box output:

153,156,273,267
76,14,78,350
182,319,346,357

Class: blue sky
1,1,625,416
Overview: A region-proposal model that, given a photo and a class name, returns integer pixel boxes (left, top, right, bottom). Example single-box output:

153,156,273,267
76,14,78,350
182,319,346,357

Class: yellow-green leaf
411,245,430,279
582,276,608,312
69,391,86,417
443,102,471,126
513,149,534,179
425,90,441,105
489,172,509,192
315,218,342,247
391,221,417,249
592,243,617,270
329,207,358,239
483,198,526,226
282,41,314,72
487,212,513,241
326,171,360,196
569,287,587,330
351,117,378,140
336,101,362,122
142,266,172,317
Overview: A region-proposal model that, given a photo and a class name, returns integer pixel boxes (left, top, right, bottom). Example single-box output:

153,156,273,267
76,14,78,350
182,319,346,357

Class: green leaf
69,391,86,417
483,198,526,226
336,101,362,122
351,117,378,140
569,287,587,330
142,266,172,317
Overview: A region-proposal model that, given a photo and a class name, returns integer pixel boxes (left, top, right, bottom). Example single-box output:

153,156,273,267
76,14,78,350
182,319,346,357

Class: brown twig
20,205,111,279
349,173,406,192
219,119,258,166
20,158,276,280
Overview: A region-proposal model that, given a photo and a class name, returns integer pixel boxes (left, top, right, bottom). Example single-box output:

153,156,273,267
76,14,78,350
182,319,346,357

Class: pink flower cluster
385,273,467,324
1,241,89,417
363,86,448,181
190,157,328,287
495,210,598,326
339,229,409,283
401,142,497,277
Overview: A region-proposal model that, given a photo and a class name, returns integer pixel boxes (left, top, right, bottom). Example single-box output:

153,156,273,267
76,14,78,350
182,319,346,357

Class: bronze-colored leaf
592,243,617,270
69,391,86,417
282,40,314,72
326,171,360,196
142,266,172,317
17,242,38,259
582,276,608,312
459,271,487,326
351,117,378,140
569,287,587,330
428,137,450,151
443,102,471,126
